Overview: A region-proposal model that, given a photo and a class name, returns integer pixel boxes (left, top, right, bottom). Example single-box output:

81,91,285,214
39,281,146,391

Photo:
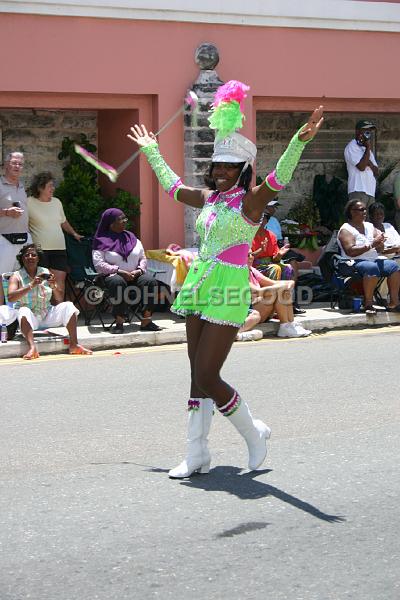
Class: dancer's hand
128,124,157,147
298,106,324,142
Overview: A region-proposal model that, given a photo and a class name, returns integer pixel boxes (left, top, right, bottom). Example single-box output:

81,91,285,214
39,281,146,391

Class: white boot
218,392,271,470
169,398,214,478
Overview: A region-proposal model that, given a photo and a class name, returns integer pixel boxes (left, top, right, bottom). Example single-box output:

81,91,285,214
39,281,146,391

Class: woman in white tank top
338,199,400,314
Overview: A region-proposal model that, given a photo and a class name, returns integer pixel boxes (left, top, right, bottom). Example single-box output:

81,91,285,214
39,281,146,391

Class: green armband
141,143,183,200
266,126,310,191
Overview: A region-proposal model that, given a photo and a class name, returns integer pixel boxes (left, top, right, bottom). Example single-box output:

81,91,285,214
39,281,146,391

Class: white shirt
92,240,147,275
344,139,378,197
383,222,400,252
338,221,378,260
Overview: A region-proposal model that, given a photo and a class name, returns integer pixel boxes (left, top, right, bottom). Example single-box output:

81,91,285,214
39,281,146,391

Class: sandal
140,321,162,332
69,345,93,355
364,305,377,315
386,305,400,313
23,350,40,360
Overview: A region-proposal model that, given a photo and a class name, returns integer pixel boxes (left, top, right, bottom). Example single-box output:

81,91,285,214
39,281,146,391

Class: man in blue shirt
264,200,283,241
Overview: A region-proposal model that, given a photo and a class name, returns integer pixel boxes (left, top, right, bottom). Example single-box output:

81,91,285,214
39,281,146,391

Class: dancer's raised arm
242,105,324,222
128,124,208,209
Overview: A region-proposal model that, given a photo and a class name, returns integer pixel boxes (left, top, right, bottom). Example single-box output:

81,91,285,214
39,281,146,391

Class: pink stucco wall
1,13,400,247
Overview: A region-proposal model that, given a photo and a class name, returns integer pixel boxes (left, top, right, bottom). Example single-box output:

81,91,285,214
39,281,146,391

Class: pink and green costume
140,121,310,327
172,186,259,326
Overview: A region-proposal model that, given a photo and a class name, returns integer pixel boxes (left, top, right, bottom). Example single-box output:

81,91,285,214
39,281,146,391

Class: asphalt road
1,329,399,600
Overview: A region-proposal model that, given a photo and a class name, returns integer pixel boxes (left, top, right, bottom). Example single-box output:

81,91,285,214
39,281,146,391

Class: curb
1,310,400,359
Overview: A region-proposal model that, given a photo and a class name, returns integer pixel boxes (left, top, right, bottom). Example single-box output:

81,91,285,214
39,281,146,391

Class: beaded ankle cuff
188,399,201,411
218,391,241,417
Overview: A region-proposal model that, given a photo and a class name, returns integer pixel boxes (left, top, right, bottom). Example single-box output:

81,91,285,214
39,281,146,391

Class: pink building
1,1,400,248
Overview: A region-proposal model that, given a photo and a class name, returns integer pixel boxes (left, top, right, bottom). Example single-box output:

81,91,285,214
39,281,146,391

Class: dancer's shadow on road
177,466,345,523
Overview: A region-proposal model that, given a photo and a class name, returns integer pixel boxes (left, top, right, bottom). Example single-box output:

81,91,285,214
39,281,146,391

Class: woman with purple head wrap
92,208,161,333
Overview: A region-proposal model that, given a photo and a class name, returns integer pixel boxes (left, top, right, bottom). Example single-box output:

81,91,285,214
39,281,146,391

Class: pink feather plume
212,80,250,111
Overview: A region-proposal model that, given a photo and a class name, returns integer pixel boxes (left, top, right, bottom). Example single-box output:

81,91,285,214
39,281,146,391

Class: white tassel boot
168,398,214,478
218,391,271,470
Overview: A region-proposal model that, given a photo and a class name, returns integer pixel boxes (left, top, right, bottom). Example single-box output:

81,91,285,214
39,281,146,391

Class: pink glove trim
265,170,285,192
168,178,183,200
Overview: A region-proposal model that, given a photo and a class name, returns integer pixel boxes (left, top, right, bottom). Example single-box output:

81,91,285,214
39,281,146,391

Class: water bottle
0,324,7,343
283,236,289,246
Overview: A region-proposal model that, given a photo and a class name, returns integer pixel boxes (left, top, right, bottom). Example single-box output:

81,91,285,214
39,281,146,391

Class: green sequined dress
171,187,259,327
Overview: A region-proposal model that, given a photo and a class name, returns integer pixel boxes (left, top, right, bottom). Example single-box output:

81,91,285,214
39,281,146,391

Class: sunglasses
351,207,367,212
24,252,38,258
212,162,241,170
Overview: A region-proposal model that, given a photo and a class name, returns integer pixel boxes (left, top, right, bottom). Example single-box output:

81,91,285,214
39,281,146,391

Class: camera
363,131,371,140
40,273,52,280
12,201,21,208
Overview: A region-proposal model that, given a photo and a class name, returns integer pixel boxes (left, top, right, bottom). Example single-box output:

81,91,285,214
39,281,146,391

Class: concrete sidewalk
1,303,400,359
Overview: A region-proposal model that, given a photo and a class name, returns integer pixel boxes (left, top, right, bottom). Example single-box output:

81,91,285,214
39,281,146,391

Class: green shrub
55,134,103,236
312,174,347,231
287,196,320,229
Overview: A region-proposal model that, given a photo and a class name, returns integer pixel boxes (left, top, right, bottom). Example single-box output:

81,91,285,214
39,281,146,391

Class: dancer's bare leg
186,315,208,398
191,319,239,407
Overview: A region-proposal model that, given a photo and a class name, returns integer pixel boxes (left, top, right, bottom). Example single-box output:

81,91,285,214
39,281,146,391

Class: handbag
2,233,28,245
6,319,18,341
333,254,357,278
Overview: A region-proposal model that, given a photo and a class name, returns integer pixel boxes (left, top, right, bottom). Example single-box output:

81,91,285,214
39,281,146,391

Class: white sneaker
277,322,304,338
292,322,312,337
236,329,263,342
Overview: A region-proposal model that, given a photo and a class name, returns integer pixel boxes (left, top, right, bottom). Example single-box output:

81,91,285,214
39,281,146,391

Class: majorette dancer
128,81,323,478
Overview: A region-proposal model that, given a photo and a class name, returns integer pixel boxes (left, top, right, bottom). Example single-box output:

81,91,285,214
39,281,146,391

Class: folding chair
1,272,19,340
66,234,171,329
65,235,111,327
318,233,384,310
123,267,170,325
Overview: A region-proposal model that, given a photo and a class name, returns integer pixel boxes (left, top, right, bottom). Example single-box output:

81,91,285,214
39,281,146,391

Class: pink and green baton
74,91,198,183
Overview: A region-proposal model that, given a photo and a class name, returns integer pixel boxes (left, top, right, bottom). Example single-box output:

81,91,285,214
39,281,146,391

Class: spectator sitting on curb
252,213,293,277
236,253,311,341
251,212,306,314
7,243,92,359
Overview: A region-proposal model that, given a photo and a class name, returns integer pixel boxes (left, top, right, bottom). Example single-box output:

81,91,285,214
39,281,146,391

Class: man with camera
344,120,379,208
0,151,31,304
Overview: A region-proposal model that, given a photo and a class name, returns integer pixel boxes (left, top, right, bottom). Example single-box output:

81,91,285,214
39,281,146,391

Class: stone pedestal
183,43,223,247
